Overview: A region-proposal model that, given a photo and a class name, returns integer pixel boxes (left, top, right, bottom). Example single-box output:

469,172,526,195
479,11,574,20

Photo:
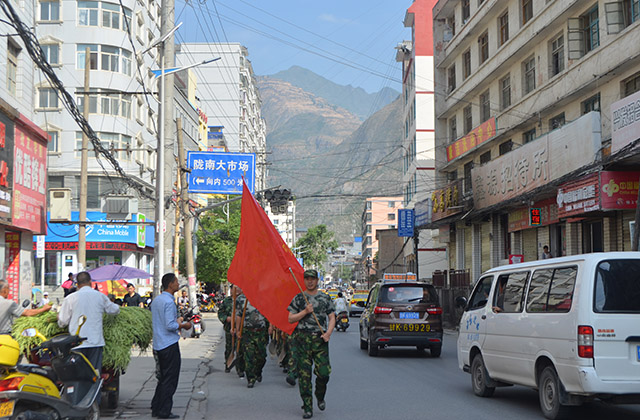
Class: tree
296,225,339,271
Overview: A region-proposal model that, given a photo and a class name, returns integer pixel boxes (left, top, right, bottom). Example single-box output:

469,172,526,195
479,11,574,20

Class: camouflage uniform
236,295,268,385
288,291,335,414
217,296,234,364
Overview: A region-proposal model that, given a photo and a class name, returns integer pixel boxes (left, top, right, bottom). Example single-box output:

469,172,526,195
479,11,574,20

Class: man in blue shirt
151,273,192,419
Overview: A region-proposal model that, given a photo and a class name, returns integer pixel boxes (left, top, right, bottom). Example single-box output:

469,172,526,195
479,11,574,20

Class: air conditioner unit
102,196,138,218
49,188,72,222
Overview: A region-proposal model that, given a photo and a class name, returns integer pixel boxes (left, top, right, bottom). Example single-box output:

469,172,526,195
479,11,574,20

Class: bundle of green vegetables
11,306,152,374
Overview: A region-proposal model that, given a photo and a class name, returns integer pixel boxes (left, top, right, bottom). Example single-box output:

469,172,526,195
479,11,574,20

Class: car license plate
399,312,419,319
0,400,14,417
389,323,431,332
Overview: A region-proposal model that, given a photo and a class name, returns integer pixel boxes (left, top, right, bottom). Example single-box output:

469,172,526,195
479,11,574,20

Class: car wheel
471,354,495,397
539,366,571,420
367,332,378,357
430,345,442,358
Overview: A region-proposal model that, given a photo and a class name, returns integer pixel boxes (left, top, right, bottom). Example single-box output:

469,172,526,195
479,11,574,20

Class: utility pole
173,158,181,274
177,118,197,311
413,228,420,280
78,48,90,272
633,176,640,251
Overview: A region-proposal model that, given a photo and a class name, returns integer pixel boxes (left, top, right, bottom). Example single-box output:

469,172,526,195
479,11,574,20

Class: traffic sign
187,152,255,194
398,209,415,237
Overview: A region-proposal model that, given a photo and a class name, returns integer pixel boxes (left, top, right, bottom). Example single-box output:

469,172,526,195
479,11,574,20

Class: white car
456,252,640,419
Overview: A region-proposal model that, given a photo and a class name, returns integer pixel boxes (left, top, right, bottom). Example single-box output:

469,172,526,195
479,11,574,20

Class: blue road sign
187,152,255,194
398,209,415,237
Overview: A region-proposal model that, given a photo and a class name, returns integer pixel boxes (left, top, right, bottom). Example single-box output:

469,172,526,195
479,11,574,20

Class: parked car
456,252,640,419
349,291,368,316
359,281,442,357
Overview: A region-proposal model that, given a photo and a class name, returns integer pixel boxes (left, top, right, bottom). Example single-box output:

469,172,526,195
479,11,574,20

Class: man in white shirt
58,271,120,372
39,292,50,307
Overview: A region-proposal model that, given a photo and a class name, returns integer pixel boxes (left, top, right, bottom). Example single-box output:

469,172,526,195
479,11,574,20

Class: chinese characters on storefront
13,125,47,234
431,180,462,222
5,231,20,302
446,117,496,162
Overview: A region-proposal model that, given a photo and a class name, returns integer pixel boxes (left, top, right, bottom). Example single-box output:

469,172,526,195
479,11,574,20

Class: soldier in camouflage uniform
288,269,335,419
236,293,269,388
217,286,238,373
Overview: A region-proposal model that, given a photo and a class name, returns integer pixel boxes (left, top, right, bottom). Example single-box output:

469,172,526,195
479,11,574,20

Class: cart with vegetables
12,306,153,410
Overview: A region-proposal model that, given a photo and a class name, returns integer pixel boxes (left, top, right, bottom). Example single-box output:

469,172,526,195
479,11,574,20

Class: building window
46,130,60,153
388,201,395,208
448,65,456,93
77,44,98,69
480,90,490,122
624,72,640,96
523,56,536,94
499,139,513,155
366,201,372,210
498,10,509,46
568,5,600,59
480,151,491,164
462,0,470,24
521,0,533,26
101,45,119,72
6,41,19,96
462,49,471,79
478,31,489,64
549,34,564,77
584,6,600,52
102,2,122,29
76,88,98,114
463,105,472,134
121,51,132,76
40,0,60,21
464,161,474,193
38,87,59,109
604,0,640,34
523,128,536,144
549,113,565,130
41,43,60,65
78,1,98,26
387,213,396,221
366,212,372,222
582,93,600,114
449,116,457,142
500,75,511,110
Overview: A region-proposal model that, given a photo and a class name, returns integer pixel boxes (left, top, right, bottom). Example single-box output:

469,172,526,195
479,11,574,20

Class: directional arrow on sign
195,178,205,185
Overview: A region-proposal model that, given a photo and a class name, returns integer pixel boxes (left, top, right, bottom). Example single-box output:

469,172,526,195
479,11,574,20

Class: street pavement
101,313,640,420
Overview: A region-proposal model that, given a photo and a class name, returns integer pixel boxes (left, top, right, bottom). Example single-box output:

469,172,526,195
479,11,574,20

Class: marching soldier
288,269,335,419
236,293,269,388
217,286,237,373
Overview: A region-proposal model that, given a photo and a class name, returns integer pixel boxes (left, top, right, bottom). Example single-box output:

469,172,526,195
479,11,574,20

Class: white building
176,43,267,192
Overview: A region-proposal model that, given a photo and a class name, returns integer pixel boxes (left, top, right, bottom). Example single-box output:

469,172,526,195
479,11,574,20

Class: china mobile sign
472,112,601,210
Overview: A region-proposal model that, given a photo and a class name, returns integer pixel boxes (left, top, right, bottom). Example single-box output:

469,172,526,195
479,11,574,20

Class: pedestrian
288,269,336,419
235,293,269,388
0,280,52,334
177,289,189,310
542,245,553,259
334,292,348,315
57,271,120,373
151,273,192,419
123,283,144,307
217,285,237,373
39,292,50,307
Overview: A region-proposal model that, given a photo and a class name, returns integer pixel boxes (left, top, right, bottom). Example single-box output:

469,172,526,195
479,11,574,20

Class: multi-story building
0,1,50,302
397,0,447,280
34,0,165,283
265,199,296,248
360,196,403,279
431,0,640,283
176,43,267,192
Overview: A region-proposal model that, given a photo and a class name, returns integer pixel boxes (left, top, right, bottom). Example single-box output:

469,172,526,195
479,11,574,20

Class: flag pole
226,287,237,369
289,267,325,334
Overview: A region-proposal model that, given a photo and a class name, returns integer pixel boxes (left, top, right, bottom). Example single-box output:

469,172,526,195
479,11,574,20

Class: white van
456,252,640,419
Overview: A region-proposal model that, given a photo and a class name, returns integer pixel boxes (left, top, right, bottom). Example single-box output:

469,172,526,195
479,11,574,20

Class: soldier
288,269,335,419
217,286,237,373
236,293,269,388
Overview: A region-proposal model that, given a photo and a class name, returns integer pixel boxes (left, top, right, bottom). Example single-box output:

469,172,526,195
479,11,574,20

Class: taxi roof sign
383,273,417,282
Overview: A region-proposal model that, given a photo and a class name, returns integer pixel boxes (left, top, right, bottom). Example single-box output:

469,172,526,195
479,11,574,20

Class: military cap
303,269,319,279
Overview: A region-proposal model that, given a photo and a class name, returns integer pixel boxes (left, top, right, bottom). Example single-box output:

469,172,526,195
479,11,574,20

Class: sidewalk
101,312,224,420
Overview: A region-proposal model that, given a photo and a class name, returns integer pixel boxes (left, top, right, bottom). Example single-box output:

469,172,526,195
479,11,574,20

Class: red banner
446,117,496,162
12,124,47,234
5,231,20,302
600,171,640,210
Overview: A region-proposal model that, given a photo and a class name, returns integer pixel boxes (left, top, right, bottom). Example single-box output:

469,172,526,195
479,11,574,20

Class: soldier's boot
315,376,329,411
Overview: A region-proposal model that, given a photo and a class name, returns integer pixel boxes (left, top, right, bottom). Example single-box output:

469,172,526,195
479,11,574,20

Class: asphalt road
205,320,640,420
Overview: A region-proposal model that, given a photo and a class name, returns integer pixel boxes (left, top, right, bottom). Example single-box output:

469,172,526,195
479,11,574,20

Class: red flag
227,182,304,334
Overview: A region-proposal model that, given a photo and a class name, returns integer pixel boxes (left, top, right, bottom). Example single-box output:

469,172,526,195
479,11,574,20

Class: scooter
0,316,102,420
335,311,349,332
179,307,205,339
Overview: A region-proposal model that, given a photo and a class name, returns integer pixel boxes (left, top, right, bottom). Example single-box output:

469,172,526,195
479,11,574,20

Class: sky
175,0,414,94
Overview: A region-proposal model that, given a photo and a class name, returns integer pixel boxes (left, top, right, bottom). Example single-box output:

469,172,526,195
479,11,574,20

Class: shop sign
398,209,414,237
611,89,640,154
446,117,496,162
41,241,152,253
509,254,524,264
431,180,462,222
0,112,13,225
473,112,601,210
414,197,432,227
557,173,600,218
530,208,541,225
438,225,450,243
600,171,640,210
5,231,20,302
12,123,47,234
508,198,559,232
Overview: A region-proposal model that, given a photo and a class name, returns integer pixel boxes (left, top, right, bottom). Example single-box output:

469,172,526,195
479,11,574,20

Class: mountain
258,73,403,240
266,66,399,121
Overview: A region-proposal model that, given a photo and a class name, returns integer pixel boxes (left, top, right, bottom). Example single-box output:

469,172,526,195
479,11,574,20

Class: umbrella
86,264,151,282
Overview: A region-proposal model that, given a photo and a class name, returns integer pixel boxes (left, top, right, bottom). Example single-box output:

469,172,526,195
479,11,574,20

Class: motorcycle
0,316,101,419
335,311,349,332
180,307,205,339
197,293,216,313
